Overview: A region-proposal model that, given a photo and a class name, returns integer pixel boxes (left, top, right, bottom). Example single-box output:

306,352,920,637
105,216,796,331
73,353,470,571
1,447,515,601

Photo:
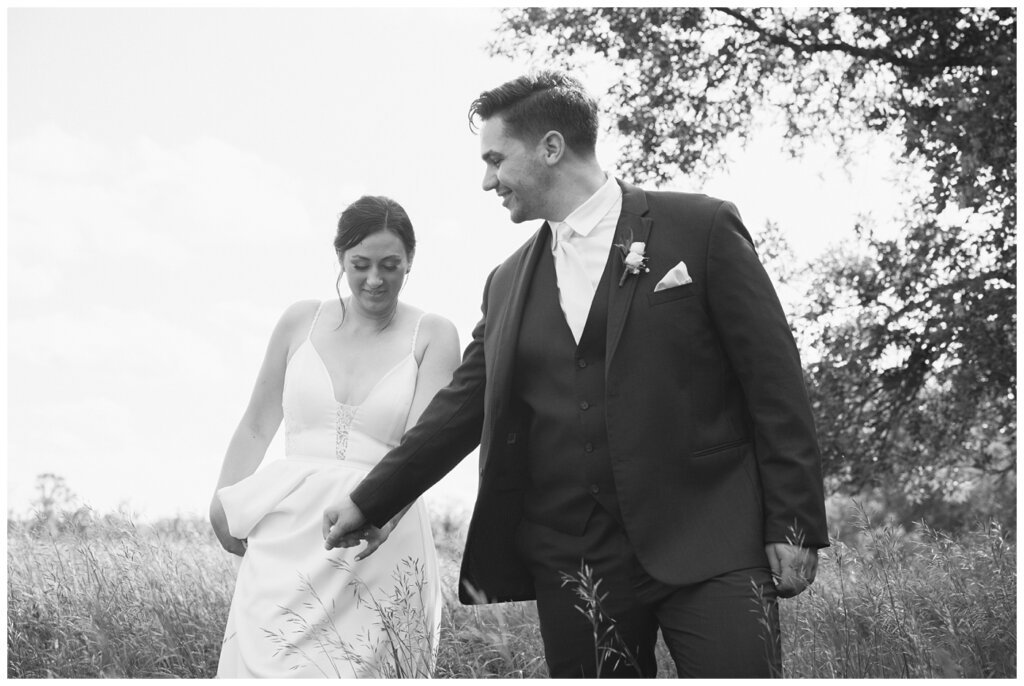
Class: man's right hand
322,495,369,550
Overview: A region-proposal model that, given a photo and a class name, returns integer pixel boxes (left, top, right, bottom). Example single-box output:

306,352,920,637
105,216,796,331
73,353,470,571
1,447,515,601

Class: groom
324,71,828,677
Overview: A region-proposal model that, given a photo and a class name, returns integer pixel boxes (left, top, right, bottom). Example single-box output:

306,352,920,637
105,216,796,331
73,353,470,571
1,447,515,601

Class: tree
30,472,80,534
491,8,1016,498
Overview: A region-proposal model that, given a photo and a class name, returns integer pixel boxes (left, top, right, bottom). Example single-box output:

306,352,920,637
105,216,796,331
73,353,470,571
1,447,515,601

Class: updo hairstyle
335,195,416,262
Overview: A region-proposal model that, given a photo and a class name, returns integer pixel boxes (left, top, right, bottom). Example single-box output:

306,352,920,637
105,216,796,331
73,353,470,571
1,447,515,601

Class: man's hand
322,495,369,550
766,542,818,598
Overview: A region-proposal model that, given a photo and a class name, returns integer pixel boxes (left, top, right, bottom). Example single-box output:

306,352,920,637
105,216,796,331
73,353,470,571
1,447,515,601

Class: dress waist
281,454,375,471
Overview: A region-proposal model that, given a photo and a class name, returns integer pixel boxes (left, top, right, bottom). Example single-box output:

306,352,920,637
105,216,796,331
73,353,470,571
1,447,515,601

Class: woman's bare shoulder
412,310,459,356
275,299,321,331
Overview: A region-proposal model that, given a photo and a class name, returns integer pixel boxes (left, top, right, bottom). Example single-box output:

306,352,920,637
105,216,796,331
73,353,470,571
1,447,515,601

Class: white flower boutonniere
615,238,650,286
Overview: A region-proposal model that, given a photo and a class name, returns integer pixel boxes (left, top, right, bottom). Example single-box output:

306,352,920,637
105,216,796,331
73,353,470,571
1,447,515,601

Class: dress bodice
281,303,423,468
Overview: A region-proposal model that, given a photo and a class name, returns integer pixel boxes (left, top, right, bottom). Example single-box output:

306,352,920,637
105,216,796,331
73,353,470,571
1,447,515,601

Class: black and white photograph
6,5,1016,678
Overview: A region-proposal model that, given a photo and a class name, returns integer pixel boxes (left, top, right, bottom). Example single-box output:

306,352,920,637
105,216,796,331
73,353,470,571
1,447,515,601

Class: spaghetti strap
411,312,428,354
307,301,325,340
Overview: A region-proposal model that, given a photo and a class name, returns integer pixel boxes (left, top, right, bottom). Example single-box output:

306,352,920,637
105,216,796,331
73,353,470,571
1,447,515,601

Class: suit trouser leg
641,566,782,678
518,508,659,678
517,507,781,678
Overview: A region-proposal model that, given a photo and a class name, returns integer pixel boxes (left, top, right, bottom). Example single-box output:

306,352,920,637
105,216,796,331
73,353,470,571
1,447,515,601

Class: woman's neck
342,297,399,334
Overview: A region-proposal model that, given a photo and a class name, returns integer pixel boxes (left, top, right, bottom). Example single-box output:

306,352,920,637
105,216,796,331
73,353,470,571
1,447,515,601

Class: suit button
577,358,587,368
584,442,594,453
590,485,600,494
579,401,590,411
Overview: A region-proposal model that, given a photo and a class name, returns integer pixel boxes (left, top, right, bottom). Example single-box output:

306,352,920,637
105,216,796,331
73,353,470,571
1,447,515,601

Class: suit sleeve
349,272,493,527
705,201,829,548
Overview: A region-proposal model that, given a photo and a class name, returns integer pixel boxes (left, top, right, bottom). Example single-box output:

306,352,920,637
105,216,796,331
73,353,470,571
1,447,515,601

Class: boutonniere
615,237,650,286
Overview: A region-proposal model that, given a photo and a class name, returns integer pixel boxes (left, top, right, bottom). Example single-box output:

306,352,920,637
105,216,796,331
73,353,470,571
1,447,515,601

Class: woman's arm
209,301,316,555
353,313,462,559
407,313,462,432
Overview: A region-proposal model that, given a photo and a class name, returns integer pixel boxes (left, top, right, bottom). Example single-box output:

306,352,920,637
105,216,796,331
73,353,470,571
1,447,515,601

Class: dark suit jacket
351,180,829,604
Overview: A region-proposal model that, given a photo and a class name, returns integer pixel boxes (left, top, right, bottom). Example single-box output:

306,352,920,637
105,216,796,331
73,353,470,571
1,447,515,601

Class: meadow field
7,502,1016,678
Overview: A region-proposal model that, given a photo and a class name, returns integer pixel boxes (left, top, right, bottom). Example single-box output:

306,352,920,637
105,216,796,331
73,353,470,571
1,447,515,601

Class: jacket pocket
647,283,696,306
691,438,750,458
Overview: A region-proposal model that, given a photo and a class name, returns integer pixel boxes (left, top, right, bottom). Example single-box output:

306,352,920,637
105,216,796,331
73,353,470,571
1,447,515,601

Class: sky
5,7,916,522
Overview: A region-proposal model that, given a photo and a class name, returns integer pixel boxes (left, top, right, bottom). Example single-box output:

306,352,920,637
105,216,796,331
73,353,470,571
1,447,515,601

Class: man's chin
507,208,534,224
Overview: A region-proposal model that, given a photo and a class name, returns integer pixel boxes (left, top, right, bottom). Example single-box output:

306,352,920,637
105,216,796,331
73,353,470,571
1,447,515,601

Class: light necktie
551,222,594,344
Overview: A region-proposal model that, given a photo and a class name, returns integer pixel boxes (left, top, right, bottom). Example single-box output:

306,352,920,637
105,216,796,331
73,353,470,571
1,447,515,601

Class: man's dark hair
468,70,599,154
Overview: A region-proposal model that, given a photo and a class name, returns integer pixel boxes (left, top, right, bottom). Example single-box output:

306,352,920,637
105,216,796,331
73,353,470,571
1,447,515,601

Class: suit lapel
487,223,550,421
606,181,651,372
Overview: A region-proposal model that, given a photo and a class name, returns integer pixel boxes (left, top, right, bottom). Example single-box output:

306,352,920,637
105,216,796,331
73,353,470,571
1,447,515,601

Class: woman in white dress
209,196,461,678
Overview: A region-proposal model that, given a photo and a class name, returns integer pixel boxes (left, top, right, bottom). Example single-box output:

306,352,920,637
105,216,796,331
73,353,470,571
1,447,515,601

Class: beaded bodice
281,303,423,467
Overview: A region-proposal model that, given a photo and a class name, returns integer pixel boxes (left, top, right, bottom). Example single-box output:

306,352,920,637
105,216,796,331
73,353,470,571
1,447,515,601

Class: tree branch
712,8,993,71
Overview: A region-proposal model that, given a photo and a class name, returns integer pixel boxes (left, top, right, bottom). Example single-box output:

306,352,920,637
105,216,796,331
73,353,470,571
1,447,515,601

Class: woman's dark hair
467,70,599,154
333,196,416,322
334,195,416,260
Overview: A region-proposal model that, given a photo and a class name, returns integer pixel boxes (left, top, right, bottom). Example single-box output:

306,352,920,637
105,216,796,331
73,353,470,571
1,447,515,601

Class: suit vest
513,238,621,536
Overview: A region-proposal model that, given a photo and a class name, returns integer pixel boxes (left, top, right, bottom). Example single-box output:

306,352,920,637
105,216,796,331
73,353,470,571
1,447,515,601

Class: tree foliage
491,8,1016,499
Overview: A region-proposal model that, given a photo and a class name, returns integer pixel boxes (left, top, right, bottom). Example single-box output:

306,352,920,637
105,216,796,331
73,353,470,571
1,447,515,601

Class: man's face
479,116,551,223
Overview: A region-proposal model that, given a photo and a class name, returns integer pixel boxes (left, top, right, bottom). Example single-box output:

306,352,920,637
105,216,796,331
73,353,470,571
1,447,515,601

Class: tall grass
781,503,1015,678
261,557,437,678
7,514,233,677
7,503,1016,678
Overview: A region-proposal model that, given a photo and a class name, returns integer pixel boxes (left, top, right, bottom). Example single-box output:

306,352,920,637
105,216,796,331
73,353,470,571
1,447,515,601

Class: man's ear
539,130,566,166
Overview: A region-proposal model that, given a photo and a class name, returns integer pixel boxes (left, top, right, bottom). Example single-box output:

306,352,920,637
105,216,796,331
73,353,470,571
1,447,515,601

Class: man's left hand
765,542,817,598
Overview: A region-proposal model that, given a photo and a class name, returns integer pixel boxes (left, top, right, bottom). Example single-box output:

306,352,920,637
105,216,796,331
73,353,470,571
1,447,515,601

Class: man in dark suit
324,71,828,677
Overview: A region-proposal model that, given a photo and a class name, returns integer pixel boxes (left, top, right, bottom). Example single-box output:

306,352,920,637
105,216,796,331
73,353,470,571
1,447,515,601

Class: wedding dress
216,303,441,678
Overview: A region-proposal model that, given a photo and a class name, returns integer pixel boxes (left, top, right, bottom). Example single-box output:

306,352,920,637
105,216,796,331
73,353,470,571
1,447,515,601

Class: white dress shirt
548,174,623,343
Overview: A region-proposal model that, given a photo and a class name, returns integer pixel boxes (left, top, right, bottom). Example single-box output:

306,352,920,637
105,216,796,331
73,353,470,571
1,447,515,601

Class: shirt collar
549,174,621,240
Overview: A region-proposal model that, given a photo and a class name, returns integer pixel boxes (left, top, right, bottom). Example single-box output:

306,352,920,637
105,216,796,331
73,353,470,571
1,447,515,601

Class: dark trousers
516,507,781,678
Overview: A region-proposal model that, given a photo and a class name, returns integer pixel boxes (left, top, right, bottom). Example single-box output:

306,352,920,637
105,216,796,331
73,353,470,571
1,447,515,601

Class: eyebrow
349,254,403,261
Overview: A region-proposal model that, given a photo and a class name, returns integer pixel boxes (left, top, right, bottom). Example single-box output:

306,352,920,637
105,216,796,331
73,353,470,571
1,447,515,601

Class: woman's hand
210,495,248,557
355,521,396,561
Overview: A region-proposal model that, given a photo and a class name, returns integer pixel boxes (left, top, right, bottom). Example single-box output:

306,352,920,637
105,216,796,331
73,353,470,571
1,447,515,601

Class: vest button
584,442,594,453
590,484,600,494
579,401,590,411
577,358,587,368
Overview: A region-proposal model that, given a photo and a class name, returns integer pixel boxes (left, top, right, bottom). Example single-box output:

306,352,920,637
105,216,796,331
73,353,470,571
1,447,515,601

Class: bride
209,196,460,677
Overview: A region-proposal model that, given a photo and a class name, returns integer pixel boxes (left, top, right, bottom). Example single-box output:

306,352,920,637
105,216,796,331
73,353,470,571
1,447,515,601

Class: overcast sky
6,7,914,521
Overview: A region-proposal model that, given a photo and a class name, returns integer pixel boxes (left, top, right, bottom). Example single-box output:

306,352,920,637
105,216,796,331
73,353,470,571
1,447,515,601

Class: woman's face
340,229,411,316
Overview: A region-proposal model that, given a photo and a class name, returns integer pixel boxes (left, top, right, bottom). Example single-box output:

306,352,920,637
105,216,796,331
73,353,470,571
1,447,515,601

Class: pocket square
654,261,693,292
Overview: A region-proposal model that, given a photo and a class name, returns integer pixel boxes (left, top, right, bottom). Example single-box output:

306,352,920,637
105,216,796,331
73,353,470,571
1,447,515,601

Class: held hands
322,497,393,560
765,542,818,598
322,495,370,551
